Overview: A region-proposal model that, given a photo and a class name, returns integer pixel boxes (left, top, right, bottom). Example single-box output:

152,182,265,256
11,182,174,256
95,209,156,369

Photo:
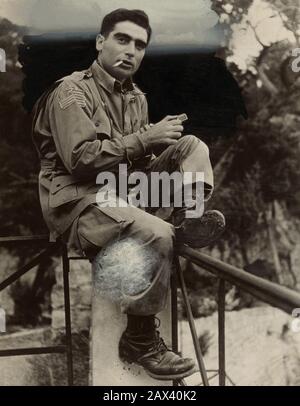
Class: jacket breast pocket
49,175,78,208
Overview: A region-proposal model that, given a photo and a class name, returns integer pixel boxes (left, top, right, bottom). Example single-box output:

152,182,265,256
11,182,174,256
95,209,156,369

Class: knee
197,139,210,155
181,134,199,145
176,134,208,156
183,135,209,154
154,222,174,244
148,222,174,256
177,134,198,149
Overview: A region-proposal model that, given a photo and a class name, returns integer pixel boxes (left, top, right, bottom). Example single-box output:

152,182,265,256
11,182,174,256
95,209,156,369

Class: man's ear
96,34,105,52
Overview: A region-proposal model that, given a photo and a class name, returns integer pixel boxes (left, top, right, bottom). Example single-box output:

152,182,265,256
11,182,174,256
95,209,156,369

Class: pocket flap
94,121,111,138
92,106,112,138
50,175,77,195
94,121,111,140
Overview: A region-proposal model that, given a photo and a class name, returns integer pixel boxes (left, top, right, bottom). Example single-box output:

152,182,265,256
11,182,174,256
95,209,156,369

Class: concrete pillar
91,285,173,386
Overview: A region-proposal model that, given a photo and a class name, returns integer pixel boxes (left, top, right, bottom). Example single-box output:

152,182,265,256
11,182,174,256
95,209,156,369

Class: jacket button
95,121,100,127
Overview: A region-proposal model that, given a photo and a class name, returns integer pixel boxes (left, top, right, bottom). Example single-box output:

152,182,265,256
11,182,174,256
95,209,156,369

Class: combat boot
119,325,196,380
174,209,225,248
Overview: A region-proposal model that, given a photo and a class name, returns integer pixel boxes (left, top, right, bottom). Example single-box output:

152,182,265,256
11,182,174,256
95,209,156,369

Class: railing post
218,279,226,386
61,242,74,386
175,255,209,386
171,270,179,386
171,271,178,354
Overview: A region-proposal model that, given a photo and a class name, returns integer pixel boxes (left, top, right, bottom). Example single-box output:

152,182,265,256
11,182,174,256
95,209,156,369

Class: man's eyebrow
114,32,147,48
136,39,147,48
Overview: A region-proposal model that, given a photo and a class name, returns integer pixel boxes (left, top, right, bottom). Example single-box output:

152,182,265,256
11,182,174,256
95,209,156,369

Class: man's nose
125,41,135,57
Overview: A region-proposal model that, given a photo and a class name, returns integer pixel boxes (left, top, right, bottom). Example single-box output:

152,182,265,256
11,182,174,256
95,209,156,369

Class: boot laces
148,318,169,354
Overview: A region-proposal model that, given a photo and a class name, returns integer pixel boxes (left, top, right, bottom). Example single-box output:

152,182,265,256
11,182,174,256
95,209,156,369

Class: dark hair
100,8,152,45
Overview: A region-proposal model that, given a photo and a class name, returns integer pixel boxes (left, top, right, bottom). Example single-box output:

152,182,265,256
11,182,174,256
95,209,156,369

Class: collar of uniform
91,60,134,94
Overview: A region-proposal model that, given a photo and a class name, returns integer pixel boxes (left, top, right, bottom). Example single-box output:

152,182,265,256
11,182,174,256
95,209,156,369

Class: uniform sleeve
123,95,152,161
48,81,150,178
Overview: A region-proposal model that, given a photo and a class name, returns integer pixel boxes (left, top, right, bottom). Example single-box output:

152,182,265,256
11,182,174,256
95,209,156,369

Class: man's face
96,21,148,82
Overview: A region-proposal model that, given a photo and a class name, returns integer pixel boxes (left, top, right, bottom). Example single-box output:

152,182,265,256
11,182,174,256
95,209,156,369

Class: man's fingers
167,119,182,126
165,115,180,121
170,125,184,132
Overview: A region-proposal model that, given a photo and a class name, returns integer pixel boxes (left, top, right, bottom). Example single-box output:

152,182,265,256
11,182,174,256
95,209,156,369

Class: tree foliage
208,0,300,246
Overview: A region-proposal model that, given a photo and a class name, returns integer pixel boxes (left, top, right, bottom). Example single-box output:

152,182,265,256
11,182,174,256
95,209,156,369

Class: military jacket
32,60,151,240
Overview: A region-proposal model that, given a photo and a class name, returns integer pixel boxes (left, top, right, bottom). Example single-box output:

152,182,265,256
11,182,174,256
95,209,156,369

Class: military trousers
64,135,214,315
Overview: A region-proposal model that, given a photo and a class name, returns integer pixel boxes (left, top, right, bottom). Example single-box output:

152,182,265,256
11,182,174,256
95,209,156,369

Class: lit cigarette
113,61,123,67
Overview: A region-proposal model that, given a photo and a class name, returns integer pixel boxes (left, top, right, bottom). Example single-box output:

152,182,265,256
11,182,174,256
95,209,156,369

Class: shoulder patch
58,83,87,110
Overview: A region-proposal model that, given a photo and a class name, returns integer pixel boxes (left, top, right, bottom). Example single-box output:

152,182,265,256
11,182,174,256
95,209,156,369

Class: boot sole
145,366,197,381
120,352,197,381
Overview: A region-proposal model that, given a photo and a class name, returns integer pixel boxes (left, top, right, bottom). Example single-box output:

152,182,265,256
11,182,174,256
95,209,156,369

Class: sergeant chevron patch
58,86,86,110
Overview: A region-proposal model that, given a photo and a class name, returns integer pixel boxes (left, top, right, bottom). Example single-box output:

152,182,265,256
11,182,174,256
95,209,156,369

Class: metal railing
176,244,300,386
0,235,74,385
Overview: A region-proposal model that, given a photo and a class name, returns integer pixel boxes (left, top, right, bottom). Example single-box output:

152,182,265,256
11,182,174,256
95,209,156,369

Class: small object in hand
113,61,123,67
177,113,188,122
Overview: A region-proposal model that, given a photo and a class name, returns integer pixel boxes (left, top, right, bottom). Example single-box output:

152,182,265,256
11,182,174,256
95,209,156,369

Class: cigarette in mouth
113,61,123,67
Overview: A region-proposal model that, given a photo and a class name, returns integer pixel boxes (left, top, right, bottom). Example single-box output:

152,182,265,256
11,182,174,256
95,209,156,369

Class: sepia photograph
0,0,300,390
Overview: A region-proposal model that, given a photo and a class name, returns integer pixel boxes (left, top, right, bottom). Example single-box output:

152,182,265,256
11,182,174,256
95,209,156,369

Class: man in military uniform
32,8,225,380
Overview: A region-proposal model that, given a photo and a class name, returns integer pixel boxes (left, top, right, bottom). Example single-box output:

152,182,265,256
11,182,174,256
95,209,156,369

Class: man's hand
141,115,184,148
